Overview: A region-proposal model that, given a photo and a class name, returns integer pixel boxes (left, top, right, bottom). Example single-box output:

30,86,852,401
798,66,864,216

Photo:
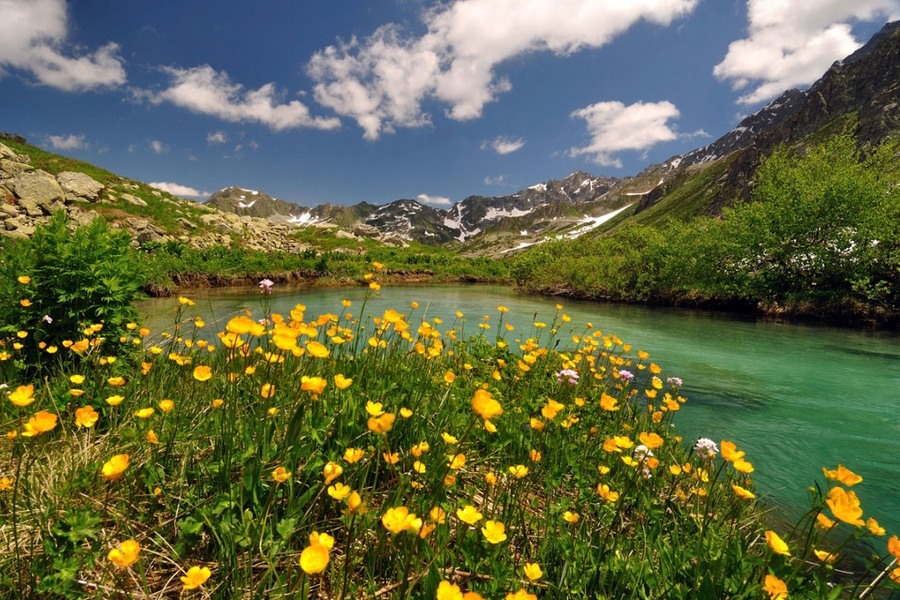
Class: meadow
2,265,899,598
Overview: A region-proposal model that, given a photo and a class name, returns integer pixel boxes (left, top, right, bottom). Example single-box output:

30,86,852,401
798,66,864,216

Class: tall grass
1,272,898,598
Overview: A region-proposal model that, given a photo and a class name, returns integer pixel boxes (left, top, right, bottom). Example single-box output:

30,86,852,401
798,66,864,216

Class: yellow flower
471,389,502,420
888,535,900,559
366,401,385,416
523,562,542,581
272,466,291,483
211,398,224,408
334,374,353,390
481,520,507,544
107,376,125,387
732,458,754,474
437,580,464,600
0,476,14,491
382,506,421,534
134,407,155,419
260,383,276,399
22,410,58,437
180,565,212,589
441,432,458,444
413,460,426,474
597,483,620,502
17,275,31,284
562,511,580,524
343,447,365,463
506,590,538,600
158,399,174,412
306,341,330,358
529,449,542,463
763,574,788,600
75,406,100,428
765,530,791,556
301,376,327,395
508,464,529,479
383,451,400,465
720,440,744,462
816,513,836,530
457,505,483,525
430,507,447,523
826,487,864,526
866,517,885,536
448,453,466,470
367,412,395,434
400,407,413,418
732,484,755,500
108,539,140,568
192,366,212,381
9,384,35,407
147,429,159,444
102,454,130,480
599,393,619,412
638,431,664,449
444,371,456,384
813,549,837,563
344,491,367,515
484,471,497,486
323,461,343,484
328,482,352,500
822,464,863,487
106,395,124,406
69,388,85,397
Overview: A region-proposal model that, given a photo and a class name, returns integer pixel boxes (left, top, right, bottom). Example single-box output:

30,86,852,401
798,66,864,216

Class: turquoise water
137,284,900,533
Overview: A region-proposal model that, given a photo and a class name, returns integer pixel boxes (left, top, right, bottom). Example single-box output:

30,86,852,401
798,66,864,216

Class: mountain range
205,20,899,256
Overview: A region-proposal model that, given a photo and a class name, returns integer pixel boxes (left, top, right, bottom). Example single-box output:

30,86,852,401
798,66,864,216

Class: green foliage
0,212,144,371
512,133,900,322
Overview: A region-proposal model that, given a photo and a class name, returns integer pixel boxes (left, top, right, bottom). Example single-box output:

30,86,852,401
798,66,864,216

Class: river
137,283,900,533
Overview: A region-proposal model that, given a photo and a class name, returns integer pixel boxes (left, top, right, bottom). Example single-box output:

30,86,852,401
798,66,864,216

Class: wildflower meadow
1,267,899,598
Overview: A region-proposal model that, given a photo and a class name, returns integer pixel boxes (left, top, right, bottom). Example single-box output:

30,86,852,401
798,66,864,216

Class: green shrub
0,212,144,372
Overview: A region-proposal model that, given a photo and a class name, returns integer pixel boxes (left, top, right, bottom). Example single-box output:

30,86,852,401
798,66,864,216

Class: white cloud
714,0,898,105
149,182,208,198
0,0,126,91
150,140,167,154
46,133,87,150
417,193,452,206
481,136,525,155
484,174,508,186
308,0,699,139
207,130,227,144
148,65,341,131
568,100,681,168
680,128,710,141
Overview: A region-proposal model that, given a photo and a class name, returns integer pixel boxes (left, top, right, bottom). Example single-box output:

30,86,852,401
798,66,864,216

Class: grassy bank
1,270,899,598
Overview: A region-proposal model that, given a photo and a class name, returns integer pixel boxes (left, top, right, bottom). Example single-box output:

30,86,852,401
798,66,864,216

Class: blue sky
1,0,896,207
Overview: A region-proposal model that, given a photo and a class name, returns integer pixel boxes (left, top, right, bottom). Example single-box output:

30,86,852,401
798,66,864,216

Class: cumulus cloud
46,133,87,150
481,136,525,155
568,100,681,168
714,0,898,105
149,182,208,198
150,140,167,154
207,130,227,144
483,174,508,186
417,193,452,206
308,0,699,139
147,65,341,131
0,0,126,91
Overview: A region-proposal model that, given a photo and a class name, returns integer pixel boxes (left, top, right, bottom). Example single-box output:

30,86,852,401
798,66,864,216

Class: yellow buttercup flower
481,520,507,544
813,549,837,563
328,482,352,500
107,376,125,387
272,466,291,483
638,431,664,449
108,539,140,568
22,410,57,437
158,399,174,412
822,464,863,487
180,565,211,589
508,464,529,478
826,487,864,526
367,412,395,434
441,432,458,444
765,530,790,556
866,517,885,536
17,275,31,284
457,505,483,525
106,395,124,406
523,562,543,581
306,341,330,358
134,407,155,419
597,483,620,502
192,366,212,381
562,511,580,524
147,429,159,444
301,376,327,395
101,454,130,481
437,580,464,600
74,406,99,428
448,453,466,470
343,447,365,463
9,384,35,407
334,374,353,390
382,506,421,534
763,574,788,600
599,393,619,412
471,389,502,420
323,461,343,484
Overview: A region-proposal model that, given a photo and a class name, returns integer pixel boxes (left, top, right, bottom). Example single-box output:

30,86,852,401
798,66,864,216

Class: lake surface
137,284,900,533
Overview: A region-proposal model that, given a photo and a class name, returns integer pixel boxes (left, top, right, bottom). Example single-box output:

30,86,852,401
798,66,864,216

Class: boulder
11,170,65,213
1,159,33,178
120,193,147,207
57,171,104,202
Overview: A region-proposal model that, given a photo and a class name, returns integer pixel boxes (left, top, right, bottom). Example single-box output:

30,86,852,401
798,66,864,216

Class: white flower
694,437,719,460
